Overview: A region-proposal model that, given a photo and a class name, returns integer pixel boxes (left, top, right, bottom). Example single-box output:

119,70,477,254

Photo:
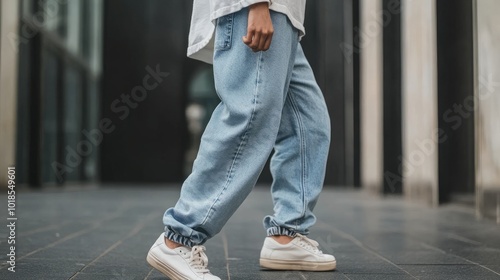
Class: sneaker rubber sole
259,258,336,271
147,251,189,280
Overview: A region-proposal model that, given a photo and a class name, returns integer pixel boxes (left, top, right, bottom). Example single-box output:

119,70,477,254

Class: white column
401,0,439,206
360,0,384,193
0,1,20,189
474,0,500,223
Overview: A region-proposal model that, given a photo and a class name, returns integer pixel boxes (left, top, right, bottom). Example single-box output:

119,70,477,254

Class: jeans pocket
215,13,234,51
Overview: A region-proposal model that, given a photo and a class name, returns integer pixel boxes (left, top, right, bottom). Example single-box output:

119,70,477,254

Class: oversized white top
188,0,307,64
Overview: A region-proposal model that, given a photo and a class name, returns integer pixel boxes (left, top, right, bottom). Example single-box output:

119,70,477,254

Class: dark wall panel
382,0,403,194
436,0,475,201
101,0,193,182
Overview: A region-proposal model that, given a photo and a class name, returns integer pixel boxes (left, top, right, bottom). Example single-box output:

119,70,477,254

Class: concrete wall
401,0,439,206
360,0,383,193
475,0,500,223
0,1,20,189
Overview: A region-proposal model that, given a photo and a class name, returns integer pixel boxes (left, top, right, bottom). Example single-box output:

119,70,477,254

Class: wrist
249,1,270,10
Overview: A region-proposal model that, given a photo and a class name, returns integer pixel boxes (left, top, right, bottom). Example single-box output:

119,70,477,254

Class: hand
242,2,274,52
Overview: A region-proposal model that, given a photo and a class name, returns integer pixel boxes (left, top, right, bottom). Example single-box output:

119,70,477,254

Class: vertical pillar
360,0,384,193
344,0,356,187
436,0,475,203
474,0,500,223
0,1,20,189
382,0,403,194
401,0,439,206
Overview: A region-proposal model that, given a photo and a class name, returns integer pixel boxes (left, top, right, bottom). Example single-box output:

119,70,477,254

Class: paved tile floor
0,186,499,280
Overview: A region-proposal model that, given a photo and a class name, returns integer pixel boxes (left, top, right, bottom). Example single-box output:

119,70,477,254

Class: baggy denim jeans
163,8,331,247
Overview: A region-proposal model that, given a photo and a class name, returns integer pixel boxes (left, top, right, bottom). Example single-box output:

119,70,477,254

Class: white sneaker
146,233,220,280
259,233,336,271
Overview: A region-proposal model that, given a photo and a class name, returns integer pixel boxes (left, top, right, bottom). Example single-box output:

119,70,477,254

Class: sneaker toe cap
321,253,336,262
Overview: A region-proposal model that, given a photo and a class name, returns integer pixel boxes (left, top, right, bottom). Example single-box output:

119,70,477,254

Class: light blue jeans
163,8,330,247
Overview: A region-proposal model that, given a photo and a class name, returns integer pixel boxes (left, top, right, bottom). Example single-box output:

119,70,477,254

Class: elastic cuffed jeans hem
266,226,298,237
165,230,195,248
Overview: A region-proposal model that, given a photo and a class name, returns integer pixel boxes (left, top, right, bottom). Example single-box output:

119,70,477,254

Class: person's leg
264,43,331,238
162,9,299,248
258,44,335,271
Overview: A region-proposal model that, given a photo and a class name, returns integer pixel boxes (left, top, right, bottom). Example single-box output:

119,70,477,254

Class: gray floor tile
337,262,406,274
484,265,500,274
344,274,416,280
399,264,500,280
379,250,470,265
0,186,498,280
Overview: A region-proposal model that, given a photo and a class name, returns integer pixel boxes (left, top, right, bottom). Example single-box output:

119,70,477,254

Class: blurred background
0,0,499,222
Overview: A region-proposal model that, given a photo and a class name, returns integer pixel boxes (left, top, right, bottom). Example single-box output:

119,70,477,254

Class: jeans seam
199,51,264,227
288,89,308,218
215,13,234,51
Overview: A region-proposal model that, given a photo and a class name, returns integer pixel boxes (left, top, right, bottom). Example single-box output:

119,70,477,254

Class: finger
258,33,268,51
242,27,255,45
263,33,273,51
249,31,262,51
260,29,274,51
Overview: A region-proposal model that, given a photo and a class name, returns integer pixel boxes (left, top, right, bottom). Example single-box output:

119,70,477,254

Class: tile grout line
403,228,500,276
18,221,72,237
400,225,500,270
67,211,159,280
220,229,231,280
315,221,419,279
445,232,483,246
419,242,500,277
0,204,132,270
419,242,448,254
143,268,154,280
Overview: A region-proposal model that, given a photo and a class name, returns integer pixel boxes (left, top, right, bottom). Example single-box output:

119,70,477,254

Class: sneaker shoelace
295,233,323,254
188,245,209,274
